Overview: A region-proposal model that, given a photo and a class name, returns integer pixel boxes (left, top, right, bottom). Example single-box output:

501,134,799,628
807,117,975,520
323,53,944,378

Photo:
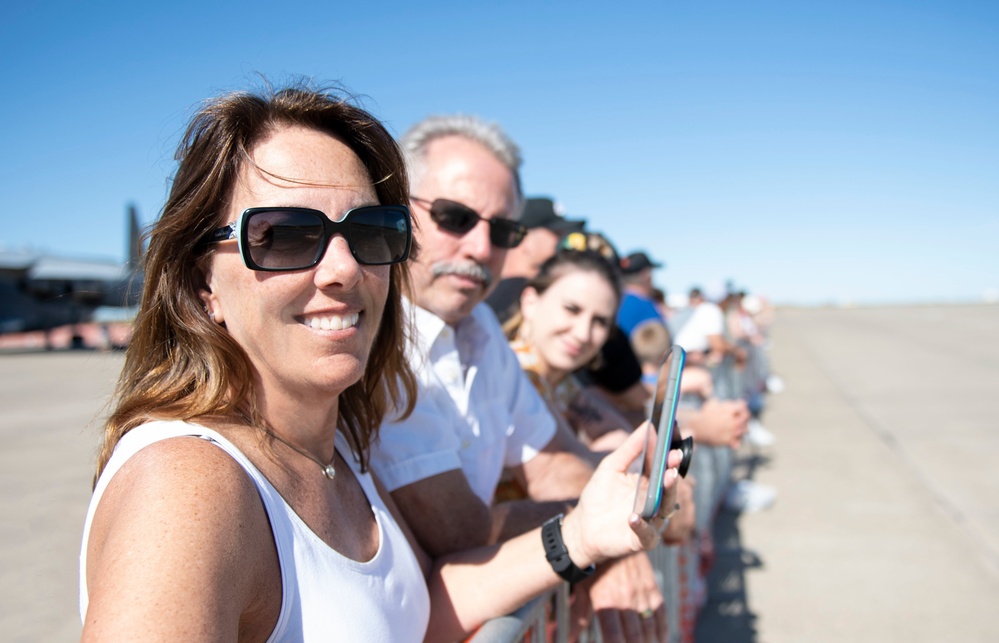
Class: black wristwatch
541,513,595,585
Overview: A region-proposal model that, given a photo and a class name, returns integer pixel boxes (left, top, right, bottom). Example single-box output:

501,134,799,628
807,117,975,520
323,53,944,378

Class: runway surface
698,304,999,643
2,303,997,642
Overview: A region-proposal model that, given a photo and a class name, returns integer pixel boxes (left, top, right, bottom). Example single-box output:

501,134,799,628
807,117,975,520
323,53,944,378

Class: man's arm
389,470,492,558
372,352,493,557
486,419,596,540
378,459,492,558
515,419,598,501
489,498,573,543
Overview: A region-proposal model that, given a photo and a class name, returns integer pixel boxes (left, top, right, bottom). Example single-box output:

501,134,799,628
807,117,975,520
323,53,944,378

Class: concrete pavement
698,304,999,642
0,350,123,643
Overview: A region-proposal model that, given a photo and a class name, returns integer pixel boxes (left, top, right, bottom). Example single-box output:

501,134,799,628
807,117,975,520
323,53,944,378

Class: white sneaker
724,479,777,513
747,419,776,447
766,375,785,393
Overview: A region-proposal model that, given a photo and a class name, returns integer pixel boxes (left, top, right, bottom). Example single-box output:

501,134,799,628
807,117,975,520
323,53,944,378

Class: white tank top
80,420,430,642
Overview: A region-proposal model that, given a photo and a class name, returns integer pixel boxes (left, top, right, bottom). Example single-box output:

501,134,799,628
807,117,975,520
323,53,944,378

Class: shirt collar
406,297,450,349
405,298,489,363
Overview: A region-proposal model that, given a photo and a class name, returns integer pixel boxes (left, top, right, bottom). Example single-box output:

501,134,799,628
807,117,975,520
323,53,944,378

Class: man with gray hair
369,114,676,642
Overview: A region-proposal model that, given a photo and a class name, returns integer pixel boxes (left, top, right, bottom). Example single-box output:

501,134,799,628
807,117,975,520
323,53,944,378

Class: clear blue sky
2,0,996,305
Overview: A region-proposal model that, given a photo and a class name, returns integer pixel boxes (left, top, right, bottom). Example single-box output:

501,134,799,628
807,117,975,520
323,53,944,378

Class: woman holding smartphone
502,244,695,536
79,83,677,642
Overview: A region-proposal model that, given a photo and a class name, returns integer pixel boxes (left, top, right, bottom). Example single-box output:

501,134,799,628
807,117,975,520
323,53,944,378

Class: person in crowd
726,289,776,447
616,250,667,339
673,284,774,514
503,248,696,544
671,285,745,370
79,84,680,642
370,114,679,641
504,248,629,450
486,196,584,322
650,287,668,320
631,318,672,391
557,233,657,430
503,248,698,642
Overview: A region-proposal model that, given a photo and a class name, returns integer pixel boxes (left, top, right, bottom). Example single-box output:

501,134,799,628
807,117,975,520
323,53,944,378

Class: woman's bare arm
82,437,279,643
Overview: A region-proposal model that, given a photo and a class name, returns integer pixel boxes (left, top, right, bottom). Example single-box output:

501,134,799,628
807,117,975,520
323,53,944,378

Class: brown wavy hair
97,82,417,479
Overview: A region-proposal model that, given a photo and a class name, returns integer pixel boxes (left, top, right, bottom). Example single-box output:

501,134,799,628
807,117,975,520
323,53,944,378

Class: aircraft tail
127,203,142,271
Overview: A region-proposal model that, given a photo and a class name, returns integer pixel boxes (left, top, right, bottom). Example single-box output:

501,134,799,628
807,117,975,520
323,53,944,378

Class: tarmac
696,303,999,643
1,303,997,642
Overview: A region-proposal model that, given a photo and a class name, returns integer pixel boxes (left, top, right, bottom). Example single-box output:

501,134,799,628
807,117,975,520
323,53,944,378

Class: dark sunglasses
200,205,412,271
411,196,527,249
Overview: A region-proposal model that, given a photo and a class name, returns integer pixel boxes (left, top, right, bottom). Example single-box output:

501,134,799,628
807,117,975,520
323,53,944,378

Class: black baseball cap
520,197,586,233
619,251,663,274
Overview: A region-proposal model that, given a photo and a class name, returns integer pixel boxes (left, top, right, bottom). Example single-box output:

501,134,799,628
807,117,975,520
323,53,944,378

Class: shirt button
461,440,470,449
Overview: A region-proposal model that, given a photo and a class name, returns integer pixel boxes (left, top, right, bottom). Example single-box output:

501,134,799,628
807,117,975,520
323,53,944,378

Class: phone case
636,345,686,520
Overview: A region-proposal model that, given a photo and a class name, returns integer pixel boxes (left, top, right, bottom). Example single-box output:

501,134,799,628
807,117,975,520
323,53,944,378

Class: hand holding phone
634,345,690,520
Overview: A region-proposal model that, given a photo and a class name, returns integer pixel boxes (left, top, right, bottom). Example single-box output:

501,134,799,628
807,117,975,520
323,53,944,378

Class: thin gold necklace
263,428,336,481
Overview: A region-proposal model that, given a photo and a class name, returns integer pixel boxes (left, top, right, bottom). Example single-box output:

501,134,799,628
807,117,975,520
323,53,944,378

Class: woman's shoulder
95,422,272,549
82,422,279,638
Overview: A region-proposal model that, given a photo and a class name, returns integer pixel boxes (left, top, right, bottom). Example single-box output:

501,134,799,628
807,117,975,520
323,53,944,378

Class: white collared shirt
671,301,724,352
370,300,557,504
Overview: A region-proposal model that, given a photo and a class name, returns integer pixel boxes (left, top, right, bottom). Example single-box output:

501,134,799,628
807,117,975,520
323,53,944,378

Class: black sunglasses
411,196,527,249
200,205,412,271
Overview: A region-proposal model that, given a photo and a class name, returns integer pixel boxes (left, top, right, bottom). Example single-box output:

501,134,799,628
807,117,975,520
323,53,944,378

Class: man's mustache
431,261,493,289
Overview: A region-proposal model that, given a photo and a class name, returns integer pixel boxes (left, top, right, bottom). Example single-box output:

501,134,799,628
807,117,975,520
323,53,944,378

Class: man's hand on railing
589,551,667,643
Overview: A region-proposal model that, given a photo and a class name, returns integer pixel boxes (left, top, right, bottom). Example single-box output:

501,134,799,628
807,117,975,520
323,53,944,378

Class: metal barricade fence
467,582,569,643
469,540,695,643
471,359,748,643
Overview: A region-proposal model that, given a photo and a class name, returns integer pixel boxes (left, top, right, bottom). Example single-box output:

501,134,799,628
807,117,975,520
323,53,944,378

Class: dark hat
619,251,663,275
521,197,586,233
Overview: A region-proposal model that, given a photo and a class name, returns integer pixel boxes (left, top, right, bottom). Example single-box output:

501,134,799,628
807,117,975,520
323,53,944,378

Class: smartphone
634,345,686,520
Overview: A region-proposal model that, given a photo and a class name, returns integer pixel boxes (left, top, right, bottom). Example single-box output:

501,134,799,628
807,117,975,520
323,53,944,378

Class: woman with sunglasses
79,84,679,642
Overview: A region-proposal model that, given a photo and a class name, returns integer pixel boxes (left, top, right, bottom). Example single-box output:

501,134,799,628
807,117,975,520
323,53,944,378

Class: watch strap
541,514,595,585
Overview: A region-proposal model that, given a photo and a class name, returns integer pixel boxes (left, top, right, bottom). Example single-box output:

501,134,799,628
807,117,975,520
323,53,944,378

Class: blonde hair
631,319,671,366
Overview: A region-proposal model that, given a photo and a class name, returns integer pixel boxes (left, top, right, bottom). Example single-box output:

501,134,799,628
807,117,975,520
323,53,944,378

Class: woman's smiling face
520,268,618,382
200,124,390,400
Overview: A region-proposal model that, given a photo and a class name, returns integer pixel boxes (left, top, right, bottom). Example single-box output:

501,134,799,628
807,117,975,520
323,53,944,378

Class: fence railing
471,351,756,642
467,582,570,643
468,538,702,643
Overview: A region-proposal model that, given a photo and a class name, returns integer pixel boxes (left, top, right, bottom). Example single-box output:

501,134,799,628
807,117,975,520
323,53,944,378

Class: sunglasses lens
488,218,527,249
347,207,411,265
429,200,479,234
239,207,411,270
426,198,525,248
245,209,325,270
